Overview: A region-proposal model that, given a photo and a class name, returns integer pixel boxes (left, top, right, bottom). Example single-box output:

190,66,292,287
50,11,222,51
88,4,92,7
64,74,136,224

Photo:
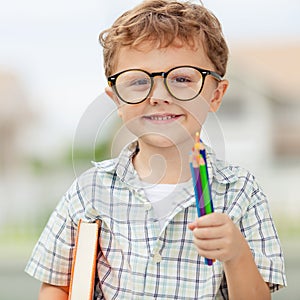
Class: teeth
149,115,176,121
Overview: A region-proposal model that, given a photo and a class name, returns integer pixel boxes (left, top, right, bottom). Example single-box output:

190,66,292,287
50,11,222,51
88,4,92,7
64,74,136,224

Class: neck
133,139,194,184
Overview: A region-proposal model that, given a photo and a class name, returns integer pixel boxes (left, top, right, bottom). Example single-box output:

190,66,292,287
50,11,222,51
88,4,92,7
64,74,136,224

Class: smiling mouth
144,114,182,121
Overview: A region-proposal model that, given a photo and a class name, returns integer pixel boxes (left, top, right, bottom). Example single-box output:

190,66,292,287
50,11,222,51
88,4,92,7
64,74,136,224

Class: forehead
112,39,212,74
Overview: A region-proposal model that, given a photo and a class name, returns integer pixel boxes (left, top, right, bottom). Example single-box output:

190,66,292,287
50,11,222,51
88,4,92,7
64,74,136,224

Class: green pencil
199,154,212,214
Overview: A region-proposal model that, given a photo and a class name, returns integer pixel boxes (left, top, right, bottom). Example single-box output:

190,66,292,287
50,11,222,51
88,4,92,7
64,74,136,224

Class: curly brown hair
99,0,228,78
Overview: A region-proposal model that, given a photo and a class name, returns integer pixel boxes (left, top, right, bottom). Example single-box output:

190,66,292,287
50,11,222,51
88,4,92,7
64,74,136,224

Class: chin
127,121,196,149
139,132,192,150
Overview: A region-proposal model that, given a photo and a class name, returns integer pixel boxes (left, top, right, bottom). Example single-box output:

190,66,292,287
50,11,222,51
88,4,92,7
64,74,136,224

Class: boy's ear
105,86,123,118
105,86,119,105
209,79,229,112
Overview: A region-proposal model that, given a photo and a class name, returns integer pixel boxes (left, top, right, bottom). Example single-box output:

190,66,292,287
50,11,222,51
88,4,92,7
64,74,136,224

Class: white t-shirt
142,181,189,230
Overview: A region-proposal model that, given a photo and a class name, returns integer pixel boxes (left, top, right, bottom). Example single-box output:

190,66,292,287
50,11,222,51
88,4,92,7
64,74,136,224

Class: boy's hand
188,212,248,264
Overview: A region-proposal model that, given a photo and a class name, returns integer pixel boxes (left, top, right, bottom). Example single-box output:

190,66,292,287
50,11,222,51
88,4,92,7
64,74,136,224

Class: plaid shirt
25,141,286,299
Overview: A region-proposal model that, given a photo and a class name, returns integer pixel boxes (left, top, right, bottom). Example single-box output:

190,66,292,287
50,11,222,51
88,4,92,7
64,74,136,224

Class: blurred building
220,43,300,164
215,42,300,218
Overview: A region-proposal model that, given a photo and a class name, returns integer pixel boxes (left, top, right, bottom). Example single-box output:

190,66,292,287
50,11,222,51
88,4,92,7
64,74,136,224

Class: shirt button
153,253,162,263
145,203,152,211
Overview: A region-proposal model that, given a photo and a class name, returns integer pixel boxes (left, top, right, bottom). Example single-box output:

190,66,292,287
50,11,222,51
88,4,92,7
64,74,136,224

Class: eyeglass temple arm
209,71,222,81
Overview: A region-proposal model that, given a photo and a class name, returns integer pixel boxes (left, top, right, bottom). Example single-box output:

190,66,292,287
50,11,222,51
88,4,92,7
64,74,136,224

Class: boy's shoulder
74,157,119,189
92,157,119,173
207,147,257,187
74,141,138,188
208,150,266,209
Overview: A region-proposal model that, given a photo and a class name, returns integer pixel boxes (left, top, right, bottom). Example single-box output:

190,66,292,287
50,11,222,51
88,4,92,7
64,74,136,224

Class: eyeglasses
107,65,222,104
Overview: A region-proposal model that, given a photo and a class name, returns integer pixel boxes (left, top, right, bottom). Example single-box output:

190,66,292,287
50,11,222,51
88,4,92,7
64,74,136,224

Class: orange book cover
68,219,101,300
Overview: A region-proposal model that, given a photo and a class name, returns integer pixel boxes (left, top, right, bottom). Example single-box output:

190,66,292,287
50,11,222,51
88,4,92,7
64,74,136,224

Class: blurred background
0,0,299,298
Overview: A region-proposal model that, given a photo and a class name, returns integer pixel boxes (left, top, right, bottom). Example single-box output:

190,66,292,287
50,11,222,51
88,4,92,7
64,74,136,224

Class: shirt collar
92,141,140,188
93,140,239,188
205,145,239,184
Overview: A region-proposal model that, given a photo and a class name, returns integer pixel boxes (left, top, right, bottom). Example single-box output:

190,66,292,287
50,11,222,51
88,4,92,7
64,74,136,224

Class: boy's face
105,40,228,149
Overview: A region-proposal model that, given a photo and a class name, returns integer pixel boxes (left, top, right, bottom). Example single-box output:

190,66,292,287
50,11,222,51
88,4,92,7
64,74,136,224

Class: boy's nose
148,78,173,105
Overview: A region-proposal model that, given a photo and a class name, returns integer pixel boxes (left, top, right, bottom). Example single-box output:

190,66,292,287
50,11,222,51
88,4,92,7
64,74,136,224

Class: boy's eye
173,76,192,83
130,78,149,86
169,75,193,86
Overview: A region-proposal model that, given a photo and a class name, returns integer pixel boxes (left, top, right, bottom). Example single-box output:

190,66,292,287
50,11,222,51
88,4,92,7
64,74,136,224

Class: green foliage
69,142,111,165
27,140,112,176
275,215,300,239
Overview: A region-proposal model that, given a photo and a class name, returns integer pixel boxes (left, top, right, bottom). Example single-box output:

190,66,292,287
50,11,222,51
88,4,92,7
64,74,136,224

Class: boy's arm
223,244,270,300
38,283,69,300
188,212,271,300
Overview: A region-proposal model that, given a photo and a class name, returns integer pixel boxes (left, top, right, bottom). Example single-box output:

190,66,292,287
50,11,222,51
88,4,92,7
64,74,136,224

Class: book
68,219,101,300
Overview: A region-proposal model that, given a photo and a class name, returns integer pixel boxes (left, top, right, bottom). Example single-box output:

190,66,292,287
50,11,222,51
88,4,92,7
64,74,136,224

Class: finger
192,212,228,228
193,237,226,261
193,236,224,251
188,223,196,231
197,248,224,261
193,225,225,240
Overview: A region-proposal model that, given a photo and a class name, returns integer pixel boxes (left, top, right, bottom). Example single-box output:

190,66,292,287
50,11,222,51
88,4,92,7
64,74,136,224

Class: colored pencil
198,154,214,266
190,132,214,266
199,155,212,214
198,141,214,213
189,153,201,217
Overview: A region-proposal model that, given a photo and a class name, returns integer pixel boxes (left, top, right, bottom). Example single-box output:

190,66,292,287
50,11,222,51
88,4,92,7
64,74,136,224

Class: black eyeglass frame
107,65,222,104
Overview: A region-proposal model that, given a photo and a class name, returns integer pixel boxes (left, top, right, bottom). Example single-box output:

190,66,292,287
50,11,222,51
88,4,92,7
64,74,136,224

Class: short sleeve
25,181,83,286
239,179,287,292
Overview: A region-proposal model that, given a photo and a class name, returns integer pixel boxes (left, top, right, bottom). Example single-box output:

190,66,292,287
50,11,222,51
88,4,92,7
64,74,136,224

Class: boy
25,0,286,299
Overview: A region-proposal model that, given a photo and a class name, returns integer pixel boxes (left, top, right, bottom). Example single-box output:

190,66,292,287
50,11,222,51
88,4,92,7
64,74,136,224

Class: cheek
182,96,210,126
118,105,135,120
117,107,123,118
118,106,145,135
